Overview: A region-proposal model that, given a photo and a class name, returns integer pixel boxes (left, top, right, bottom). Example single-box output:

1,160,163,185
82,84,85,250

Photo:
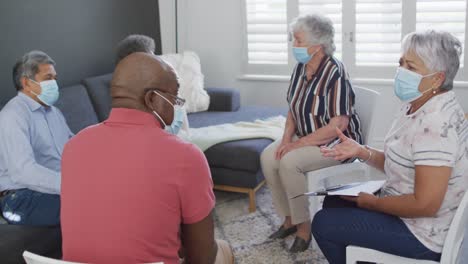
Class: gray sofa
0,73,285,262
62,73,285,213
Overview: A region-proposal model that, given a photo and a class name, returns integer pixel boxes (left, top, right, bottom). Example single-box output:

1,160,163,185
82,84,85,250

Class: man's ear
144,90,155,110
20,76,29,91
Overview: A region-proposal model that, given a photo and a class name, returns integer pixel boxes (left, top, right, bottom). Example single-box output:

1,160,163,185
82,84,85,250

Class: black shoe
268,225,297,239
289,236,311,253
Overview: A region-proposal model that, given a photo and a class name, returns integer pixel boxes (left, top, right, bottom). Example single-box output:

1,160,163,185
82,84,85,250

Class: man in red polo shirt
61,52,233,264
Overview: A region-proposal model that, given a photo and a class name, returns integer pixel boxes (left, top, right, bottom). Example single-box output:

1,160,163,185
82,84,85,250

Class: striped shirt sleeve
287,63,301,104
328,70,353,117
412,112,458,167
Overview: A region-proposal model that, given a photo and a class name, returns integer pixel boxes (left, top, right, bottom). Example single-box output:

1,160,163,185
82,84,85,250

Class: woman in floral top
313,30,468,264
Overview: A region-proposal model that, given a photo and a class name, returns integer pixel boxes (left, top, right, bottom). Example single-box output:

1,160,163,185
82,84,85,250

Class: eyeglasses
149,89,186,107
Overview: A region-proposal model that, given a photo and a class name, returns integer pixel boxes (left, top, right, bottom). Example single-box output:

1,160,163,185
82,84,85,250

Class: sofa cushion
55,84,99,134
205,138,273,172
187,106,286,128
0,225,61,263
82,73,113,121
210,167,265,189
206,88,240,112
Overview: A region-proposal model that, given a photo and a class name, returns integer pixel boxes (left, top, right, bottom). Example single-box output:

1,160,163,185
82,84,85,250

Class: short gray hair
402,30,462,90
116,34,156,63
13,50,55,91
289,14,336,56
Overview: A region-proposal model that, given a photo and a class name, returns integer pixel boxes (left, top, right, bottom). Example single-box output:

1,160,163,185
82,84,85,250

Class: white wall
160,0,468,148
158,1,177,54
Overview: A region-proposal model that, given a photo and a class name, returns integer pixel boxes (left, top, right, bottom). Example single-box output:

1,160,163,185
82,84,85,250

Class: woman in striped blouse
260,14,363,253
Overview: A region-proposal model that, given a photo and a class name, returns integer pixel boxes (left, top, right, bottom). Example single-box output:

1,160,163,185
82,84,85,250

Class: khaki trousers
214,240,234,264
180,240,233,264
260,138,341,224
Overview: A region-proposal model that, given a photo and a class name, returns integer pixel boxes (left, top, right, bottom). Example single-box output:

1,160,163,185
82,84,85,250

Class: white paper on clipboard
293,180,386,199
326,180,385,196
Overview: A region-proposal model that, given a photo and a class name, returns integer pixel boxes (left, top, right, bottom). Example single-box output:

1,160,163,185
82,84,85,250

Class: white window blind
416,0,466,65
298,0,343,59
246,0,288,64
355,0,402,66
244,0,468,79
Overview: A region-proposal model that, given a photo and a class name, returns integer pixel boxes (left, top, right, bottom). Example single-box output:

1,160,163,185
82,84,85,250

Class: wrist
357,145,372,163
282,136,292,144
357,145,368,160
369,196,379,211
359,194,379,210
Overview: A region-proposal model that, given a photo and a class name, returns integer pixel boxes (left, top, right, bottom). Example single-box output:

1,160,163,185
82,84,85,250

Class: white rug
213,186,328,264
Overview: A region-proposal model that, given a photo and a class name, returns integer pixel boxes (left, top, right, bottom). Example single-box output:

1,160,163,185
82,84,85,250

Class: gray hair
13,50,56,91
402,30,462,90
116,34,156,63
289,14,336,56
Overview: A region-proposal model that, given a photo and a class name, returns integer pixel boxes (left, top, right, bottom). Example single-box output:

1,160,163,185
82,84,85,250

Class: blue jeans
0,189,60,226
312,196,441,264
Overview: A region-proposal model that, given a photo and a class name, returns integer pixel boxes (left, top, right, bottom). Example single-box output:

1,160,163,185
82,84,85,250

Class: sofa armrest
206,87,240,112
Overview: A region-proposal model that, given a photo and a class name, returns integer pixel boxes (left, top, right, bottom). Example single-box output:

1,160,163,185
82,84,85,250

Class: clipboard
290,180,386,199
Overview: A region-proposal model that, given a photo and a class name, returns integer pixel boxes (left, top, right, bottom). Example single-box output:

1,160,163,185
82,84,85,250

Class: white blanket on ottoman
180,115,286,151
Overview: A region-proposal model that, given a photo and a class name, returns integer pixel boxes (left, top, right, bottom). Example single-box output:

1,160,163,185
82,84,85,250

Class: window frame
242,0,468,81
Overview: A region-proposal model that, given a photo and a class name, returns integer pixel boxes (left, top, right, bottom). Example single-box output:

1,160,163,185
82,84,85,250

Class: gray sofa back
82,73,113,122
55,84,98,134
55,73,243,134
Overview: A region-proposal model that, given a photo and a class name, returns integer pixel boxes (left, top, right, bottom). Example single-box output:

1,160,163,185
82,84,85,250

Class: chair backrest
23,251,165,264
23,251,80,264
440,190,468,264
353,86,380,145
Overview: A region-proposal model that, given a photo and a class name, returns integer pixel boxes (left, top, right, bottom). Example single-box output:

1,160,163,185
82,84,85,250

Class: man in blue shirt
0,50,73,226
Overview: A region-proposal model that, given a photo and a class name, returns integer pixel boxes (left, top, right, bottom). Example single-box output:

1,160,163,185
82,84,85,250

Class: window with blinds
246,0,288,64
416,0,466,65
298,0,343,59
355,0,402,66
244,0,468,78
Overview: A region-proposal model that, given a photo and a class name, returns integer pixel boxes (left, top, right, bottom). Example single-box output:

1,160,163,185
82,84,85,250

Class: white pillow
159,51,210,113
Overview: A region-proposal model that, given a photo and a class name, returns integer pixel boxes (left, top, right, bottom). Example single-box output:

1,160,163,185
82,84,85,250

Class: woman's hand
275,141,301,160
341,192,378,210
320,127,364,161
275,138,290,160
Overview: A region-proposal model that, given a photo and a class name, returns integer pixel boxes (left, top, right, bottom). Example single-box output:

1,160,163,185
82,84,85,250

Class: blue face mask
30,79,60,106
151,91,186,135
164,105,185,135
292,46,320,64
393,67,437,103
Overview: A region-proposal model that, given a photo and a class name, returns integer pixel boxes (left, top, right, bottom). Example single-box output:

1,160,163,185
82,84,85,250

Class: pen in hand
325,138,342,149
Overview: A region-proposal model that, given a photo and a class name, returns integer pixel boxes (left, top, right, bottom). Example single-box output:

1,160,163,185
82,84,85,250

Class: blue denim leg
0,189,60,226
311,196,441,264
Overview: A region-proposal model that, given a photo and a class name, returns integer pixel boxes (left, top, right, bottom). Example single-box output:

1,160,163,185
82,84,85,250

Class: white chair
306,86,382,216
346,189,468,264
23,252,81,264
456,229,468,264
23,251,164,264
